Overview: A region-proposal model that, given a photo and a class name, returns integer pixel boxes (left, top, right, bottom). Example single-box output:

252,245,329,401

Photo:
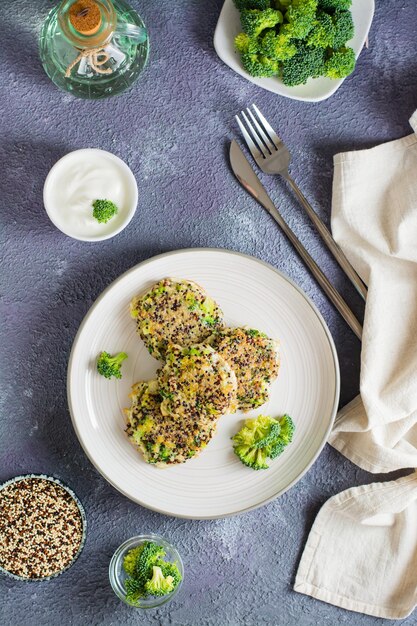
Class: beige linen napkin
294,111,417,619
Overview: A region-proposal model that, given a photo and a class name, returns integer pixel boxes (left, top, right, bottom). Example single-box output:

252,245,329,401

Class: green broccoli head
234,0,272,10
283,0,317,40
144,565,176,597
233,443,270,470
123,545,144,576
122,542,181,605
154,560,182,589
259,30,297,61
325,46,355,78
318,0,351,10
241,51,280,77
125,577,143,605
96,351,128,379
135,541,167,585
232,414,295,470
265,414,295,458
332,9,354,48
277,414,295,445
92,198,119,224
234,31,252,54
240,8,283,38
281,43,326,85
307,11,334,48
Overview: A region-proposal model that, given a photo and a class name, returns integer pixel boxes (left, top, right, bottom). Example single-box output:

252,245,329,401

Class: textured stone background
1,1,416,625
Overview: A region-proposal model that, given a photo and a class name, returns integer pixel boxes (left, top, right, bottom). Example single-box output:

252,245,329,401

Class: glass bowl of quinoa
0,474,86,581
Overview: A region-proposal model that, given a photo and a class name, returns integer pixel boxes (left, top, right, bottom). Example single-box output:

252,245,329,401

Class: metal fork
236,104,367,301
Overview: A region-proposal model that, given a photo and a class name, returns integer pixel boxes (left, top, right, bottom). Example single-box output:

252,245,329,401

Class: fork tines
235,104,282,160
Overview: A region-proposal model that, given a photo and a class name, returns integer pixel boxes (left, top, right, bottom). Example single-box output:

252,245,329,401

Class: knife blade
229,140,362,340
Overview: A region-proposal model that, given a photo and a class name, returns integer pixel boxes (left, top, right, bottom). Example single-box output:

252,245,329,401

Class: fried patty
130,278,224,360
157,343,238,419
208,327,280,411
125,381,218,466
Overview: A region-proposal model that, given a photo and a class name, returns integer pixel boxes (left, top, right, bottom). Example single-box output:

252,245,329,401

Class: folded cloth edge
294,473,417,619
293,580,412,620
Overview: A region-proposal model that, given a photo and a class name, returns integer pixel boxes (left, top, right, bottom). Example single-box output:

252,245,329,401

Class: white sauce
44,149,137,241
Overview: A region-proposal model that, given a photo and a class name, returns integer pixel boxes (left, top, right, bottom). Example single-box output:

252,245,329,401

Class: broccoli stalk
96,351,128,379
232,414,295,470
92,198,119,224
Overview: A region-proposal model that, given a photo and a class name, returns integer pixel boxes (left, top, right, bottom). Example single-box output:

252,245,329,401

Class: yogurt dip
43,149,138,241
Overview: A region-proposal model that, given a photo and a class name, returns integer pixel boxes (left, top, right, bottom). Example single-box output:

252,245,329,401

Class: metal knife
229,140,362,340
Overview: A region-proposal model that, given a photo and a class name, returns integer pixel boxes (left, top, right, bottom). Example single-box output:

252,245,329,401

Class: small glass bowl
109,534,184,609
0,474,87,581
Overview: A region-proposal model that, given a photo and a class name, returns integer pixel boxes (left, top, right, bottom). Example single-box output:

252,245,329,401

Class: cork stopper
69,1,102,36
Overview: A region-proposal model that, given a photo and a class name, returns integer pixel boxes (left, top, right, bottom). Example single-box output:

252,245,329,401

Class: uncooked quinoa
0,477,84,579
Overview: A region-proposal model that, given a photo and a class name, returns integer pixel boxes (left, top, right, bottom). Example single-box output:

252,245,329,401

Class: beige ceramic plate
68,249,339,518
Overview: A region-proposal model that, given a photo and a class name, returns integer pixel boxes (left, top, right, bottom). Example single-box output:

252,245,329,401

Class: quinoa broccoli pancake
125,380,218,466
158,343,238,419
208,327,280,412
130,278,225,360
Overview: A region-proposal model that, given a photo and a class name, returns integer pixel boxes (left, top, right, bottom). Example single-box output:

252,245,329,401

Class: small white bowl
43,149,138,242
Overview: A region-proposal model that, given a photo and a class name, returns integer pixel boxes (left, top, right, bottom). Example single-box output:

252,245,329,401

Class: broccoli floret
276,413,295,445
240,8,283,38
232,414,295,470
241,51,280,77
123,545,144,576
307,11,334,48
234,0,271,10
259,30,297,61
135,541,166,586
281,43,325,85
92,198,119,224
144,565,175,596
325,46,355,78
265,414,295,458
233,444,269,470
332,9,354,48
274,0,291,9
125,577,143,605
96,351,128,379
235,32,259,54
233,414,280,447
318,0,351,10
156,560,182,587
123,542,181,605
283,0,317,40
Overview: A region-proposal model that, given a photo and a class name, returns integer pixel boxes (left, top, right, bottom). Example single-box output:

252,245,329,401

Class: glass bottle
39,0,149,99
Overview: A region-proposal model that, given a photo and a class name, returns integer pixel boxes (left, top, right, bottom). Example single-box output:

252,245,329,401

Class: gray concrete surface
1,1,416,625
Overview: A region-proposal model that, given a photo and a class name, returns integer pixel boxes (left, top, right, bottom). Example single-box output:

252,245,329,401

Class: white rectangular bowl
214,0,375,102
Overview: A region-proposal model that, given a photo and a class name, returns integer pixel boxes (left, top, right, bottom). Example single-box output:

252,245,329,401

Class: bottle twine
65,47,113,78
